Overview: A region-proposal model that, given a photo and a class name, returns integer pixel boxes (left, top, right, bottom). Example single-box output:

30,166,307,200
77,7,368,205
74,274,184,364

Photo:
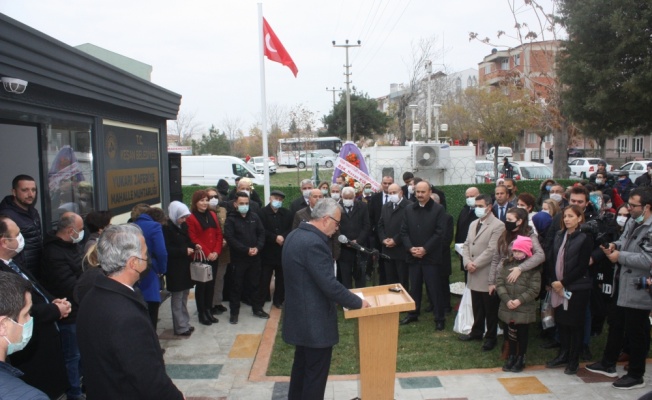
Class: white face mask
302,189,312,198
466,197,476,207
616,215,628,227
4,233,25,254
388,194,400,203
71,228,85,244
595,179,604,185
209,198,219,207
407,185,414,194
606,202,612,209
241,189,250,197
342,199,354,207
550,193,562,203
474,207,487,218
331,193,340,200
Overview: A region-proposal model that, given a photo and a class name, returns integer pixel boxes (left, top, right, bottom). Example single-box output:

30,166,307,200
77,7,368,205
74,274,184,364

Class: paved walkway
158,292,651,400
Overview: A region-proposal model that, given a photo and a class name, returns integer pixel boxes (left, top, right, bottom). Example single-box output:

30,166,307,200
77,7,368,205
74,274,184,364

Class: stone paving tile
498,376,550,395
399,376,443,389
166,364,223,379
228,333,262,358
271,381,289,400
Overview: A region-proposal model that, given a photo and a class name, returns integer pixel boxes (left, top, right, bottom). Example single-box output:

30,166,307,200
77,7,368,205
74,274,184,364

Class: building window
456,77,462,93
514,54,521,66
617,137,628,153
501,58,510,70
527,133,538,144
544,134,553,143
632,137,644,153
467,76,472,88
484,64,491,75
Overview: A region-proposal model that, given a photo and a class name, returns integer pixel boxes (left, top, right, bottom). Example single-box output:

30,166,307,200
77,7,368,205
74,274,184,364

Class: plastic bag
454,287,474,334
541,291,555,329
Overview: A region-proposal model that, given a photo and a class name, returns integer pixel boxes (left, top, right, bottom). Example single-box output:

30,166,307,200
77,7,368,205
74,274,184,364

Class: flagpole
258,3,271,203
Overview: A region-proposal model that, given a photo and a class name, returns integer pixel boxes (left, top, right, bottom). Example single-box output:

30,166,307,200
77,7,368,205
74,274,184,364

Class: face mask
635,214,645,224
3,316,33,355
238,205,249,214
5,233,25,254
616,216,628,227
343,199,354,207
388,194,400,203
321,189,329,196
271,200,283,209
241,190,250,197
364,188,373,195
331,193,340,200
550,193,562,203
209,198,219,207
595,179,603,185
407,185,414,195
474,207,486,218
619,178,627,182
71,228,84,244
545,185,552,192
505,220,518,232
302,189,311,199
466,197,476,207
606,202,612,209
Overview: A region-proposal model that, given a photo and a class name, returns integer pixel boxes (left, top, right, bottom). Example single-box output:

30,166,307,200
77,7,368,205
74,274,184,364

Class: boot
511,355,525,373
205,310,219,323
545,350,568,368
502,355,516,372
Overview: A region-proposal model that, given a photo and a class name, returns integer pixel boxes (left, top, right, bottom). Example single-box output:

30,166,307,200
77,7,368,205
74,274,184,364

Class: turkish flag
263,18,298,77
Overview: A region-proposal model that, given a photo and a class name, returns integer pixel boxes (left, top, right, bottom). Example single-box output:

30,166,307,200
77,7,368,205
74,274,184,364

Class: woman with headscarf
164,201,196,336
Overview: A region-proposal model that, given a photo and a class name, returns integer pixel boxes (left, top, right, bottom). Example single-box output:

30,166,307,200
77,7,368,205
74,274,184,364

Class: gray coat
282,222,363,348
496,259,541,325
613,215,652,310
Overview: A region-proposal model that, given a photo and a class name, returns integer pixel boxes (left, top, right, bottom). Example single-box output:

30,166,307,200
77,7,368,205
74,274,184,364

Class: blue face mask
635,214,645,224
271,200,283,209
238,205,249,214
545,185,552,192
3,317,33,355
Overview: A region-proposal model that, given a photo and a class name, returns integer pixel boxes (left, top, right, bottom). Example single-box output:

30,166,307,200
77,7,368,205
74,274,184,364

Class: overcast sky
1,0,557,135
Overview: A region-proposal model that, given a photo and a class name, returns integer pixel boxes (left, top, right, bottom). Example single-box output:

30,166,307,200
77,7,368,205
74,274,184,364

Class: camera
633,276,652,290
580,216,618,248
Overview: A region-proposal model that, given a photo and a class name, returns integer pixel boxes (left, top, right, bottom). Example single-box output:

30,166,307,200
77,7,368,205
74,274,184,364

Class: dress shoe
482,339,497,351
540,340,560,349
211,305,225,315
545,351,569,368
511,355,525,373
435,321,445,331
273,303,284,309
188,326,195,333
564,361,579,375
205,310,219,323
253,310,270,319
502,355,516,372
400,315,419,325
229,315,238,324
458,334,483,342
198,314,212,326
176,330,192,337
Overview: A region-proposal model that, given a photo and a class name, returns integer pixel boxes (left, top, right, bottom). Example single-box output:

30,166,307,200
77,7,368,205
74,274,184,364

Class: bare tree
221,114,245,143
167,110,204,145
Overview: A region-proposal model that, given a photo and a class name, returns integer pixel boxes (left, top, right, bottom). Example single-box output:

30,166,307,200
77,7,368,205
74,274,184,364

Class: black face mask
505,221,518,232
507,189,513,196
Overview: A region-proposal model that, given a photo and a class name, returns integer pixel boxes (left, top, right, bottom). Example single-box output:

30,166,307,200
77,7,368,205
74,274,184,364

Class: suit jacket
367,192,386,238
77,275,183,400
400,198,446,265
463,213,505,292
492,201,513,222
401,185,415,202
377,199,408,260
441,212,454,276
282,222,363,348
455,205,478,244
289,196,309,221
339,200,371,245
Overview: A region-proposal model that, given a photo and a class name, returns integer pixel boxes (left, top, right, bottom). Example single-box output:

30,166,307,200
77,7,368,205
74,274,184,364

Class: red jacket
186,211,223,256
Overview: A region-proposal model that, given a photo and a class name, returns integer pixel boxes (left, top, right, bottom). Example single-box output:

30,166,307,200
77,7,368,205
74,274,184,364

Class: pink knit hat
512,235,533,258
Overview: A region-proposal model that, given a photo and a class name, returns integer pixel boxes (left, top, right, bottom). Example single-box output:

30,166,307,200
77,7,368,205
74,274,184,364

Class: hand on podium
362,299,372,308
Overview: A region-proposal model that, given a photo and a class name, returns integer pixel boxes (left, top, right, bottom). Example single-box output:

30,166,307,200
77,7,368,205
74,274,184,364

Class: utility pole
425,60,432,143
325,87,341,109
332,40,361,142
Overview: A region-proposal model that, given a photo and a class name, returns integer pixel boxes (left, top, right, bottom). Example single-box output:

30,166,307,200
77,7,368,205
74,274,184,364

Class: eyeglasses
328,216,341,227
135,256,149,263
627,203,643,209
208,195,219,199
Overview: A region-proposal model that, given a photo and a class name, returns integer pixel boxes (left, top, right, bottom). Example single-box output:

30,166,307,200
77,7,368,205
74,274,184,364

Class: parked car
567,158,612,179
296,152,337,169
567,147,585,158
475,160,496,183
247,156,277,174
499,161,553,180
486,146,513,161
613,160,652,181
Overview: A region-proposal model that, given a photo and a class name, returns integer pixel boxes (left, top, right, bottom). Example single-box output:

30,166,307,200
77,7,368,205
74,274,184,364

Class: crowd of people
2,162,652,399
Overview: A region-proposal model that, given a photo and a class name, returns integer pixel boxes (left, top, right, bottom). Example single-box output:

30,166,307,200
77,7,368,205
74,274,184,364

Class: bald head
465,187,480,198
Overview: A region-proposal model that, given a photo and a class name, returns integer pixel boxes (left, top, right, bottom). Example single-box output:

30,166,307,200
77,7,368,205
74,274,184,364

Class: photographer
585,187,652,390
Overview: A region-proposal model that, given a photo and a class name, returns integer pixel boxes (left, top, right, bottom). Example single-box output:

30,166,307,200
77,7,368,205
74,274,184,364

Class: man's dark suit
367,191,389,284
492,201,513,222
338,200,370,289
377,199,409,288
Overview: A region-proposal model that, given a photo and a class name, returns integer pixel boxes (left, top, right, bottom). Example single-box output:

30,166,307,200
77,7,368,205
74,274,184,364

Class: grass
266,251,609,376
269,169,315,187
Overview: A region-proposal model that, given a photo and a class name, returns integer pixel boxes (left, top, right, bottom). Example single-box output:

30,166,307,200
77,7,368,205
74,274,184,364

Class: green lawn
266,251,609,375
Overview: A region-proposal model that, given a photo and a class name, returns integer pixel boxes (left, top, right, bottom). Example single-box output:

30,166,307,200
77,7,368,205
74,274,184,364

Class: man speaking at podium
283,198,371,400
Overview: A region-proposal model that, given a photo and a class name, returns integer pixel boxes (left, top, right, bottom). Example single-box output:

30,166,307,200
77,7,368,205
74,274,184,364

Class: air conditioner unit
411,143,450,170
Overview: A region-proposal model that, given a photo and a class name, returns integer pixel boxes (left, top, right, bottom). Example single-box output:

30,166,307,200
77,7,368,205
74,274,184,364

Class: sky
0,0,556,135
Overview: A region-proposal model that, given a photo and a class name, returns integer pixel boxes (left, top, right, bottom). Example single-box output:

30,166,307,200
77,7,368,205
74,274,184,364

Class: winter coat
401,198,448,265
547,229,593,291
162,221,194,292
186,210,223,258
497,259,541,324
133,214,168,303
257,204,291,265
613,215,652,310
223,209,265,263
0,195,42,278
377,199,409,260
489,230,545,285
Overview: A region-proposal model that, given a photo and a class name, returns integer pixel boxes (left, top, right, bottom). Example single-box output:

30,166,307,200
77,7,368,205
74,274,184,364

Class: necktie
393,203,396,210
7,261,49,303
476,222,483,235
347,207,351,214
384,194,388,204
500,207,505,220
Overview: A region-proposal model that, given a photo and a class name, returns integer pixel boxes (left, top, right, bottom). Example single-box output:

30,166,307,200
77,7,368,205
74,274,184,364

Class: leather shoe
458,334,483,342
229,315,238,324
482,339,497,351
188,326,195,333
273,303,284,309
435,321,445,331
198,314,212,326
253,310,270,319
400,315,419,325
205,310,219,323
176,330,192,337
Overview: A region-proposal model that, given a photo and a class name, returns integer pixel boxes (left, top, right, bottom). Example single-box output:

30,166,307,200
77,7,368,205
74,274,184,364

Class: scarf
192,210,217,230
551,231,569,309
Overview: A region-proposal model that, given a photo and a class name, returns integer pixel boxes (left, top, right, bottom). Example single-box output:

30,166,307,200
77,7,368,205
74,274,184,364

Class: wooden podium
344,284,415,400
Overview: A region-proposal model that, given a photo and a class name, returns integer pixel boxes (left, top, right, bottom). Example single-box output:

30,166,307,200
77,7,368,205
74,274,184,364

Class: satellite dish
415,145,437,166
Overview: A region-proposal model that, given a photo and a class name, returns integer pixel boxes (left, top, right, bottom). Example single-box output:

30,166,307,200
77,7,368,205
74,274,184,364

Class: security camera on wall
2,77,28,94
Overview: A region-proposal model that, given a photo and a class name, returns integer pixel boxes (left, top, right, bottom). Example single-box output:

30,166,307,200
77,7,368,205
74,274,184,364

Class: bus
277,136,342,166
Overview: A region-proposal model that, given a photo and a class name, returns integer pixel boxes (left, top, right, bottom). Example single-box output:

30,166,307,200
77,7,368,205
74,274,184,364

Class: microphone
338,235,390,259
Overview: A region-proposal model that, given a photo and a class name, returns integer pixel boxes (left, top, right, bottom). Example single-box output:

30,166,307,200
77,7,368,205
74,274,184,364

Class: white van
182,155,264,186
486,146,514,161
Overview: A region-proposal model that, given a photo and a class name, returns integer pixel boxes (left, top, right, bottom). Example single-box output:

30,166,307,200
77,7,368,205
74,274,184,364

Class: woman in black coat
165,201,196,336
545,205,593,375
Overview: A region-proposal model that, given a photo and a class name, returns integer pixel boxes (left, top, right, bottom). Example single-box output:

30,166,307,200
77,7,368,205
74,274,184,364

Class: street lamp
425,61,432,143
408,104,418,141
433,103,442,143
